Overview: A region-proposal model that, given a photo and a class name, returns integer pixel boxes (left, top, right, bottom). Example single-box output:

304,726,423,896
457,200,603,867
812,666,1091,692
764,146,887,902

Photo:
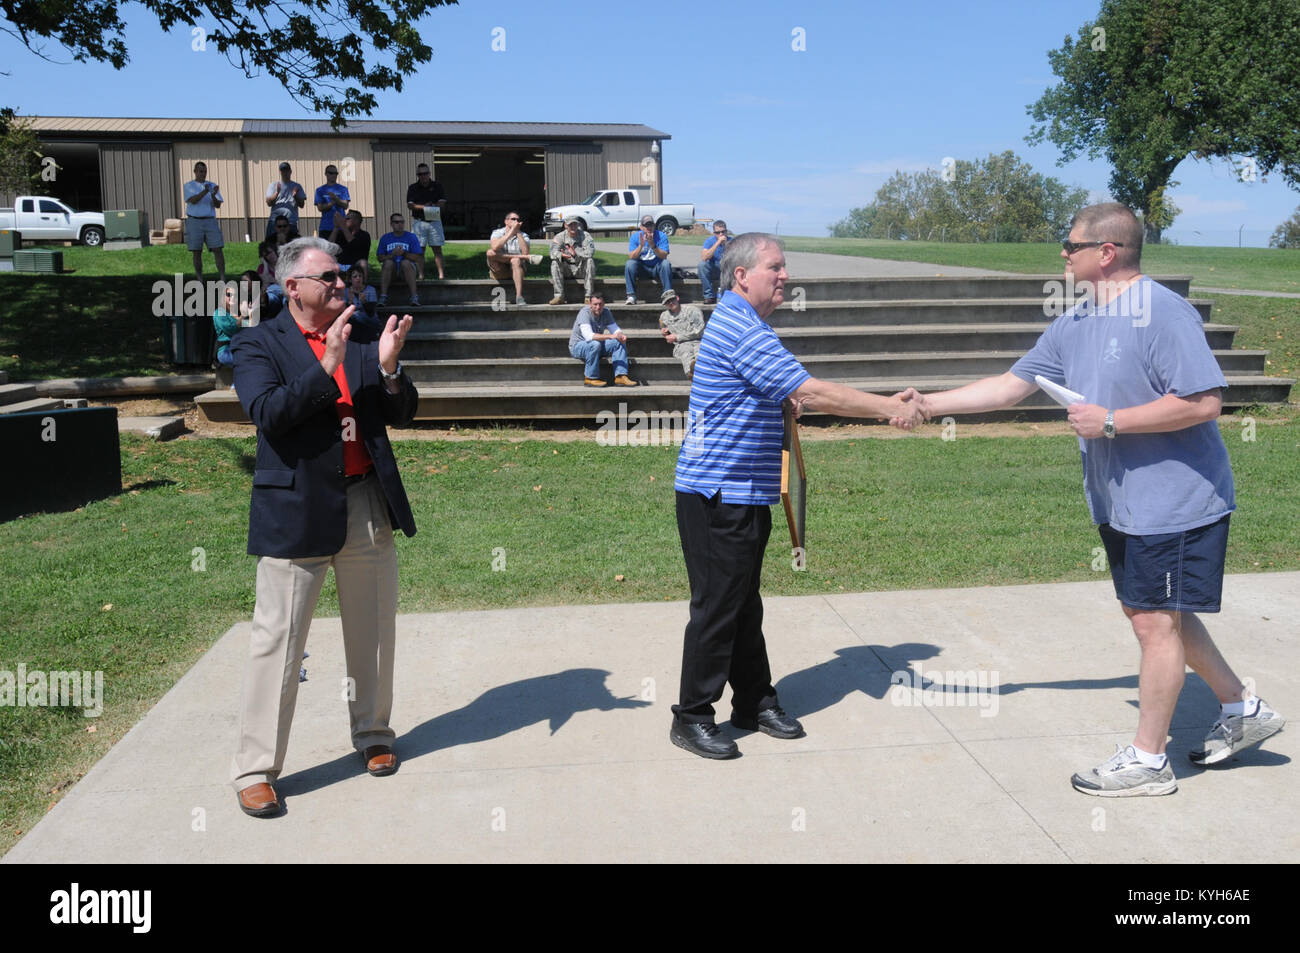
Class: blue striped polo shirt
675,290,810,504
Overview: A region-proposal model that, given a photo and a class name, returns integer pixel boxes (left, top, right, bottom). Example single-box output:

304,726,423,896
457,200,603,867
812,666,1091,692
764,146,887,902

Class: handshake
886,387,931,431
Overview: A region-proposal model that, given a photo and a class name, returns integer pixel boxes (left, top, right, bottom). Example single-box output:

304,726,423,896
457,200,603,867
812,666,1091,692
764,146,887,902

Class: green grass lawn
2,423,1298,854
673,235,1300,294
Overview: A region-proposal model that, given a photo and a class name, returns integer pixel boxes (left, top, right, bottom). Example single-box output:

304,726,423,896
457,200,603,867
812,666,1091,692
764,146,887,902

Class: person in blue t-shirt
313,164,351,238
376,213,423,307
624,215,672,305
698,220,729,303
669,232,923,760
916,203,1284,797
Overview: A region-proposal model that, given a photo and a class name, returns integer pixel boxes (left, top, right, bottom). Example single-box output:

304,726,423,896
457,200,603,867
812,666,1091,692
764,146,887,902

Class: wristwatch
379,362,402,383
1102,410,1116,439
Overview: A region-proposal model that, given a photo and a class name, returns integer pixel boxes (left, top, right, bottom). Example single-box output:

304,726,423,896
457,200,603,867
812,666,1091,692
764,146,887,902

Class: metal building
12,117,670,241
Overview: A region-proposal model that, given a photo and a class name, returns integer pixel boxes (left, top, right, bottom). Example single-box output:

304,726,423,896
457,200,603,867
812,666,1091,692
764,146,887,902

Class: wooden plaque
781,403,807,550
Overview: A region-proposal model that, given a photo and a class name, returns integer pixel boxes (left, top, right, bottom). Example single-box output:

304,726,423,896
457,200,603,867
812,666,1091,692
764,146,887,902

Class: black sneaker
670,720,738,759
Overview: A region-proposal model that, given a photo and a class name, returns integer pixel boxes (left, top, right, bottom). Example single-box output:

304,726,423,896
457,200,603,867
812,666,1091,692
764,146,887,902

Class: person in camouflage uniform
549,215,597,305
658,287,705,377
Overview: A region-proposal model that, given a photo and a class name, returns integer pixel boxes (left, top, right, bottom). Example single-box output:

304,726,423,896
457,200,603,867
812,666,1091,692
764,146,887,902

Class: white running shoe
1071,744,1178,797
1189,698,1285,765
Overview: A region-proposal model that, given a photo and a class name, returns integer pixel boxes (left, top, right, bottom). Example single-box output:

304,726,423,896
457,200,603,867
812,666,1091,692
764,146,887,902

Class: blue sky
4,0,1295,245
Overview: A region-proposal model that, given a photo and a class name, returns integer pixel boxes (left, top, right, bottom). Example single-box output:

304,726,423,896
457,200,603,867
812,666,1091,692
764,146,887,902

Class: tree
1027,0,1300,243
1270,207,1300,249
0,1,457,127
0,112,45,195
830,152,1089,242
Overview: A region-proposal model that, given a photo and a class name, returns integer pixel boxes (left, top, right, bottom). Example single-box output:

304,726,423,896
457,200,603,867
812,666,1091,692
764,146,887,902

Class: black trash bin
163,314,216,366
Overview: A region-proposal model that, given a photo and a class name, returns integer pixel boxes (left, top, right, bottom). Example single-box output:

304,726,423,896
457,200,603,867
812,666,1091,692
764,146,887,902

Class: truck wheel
81,226,105,247
655,217,678,236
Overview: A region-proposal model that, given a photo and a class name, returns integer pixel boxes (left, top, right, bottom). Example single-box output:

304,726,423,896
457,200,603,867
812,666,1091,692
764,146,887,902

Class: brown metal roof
25,117,669,140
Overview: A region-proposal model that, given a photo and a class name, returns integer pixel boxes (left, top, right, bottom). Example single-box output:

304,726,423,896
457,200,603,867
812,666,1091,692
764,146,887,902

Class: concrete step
0,382,37,406
396,322,1242,360
403,274,1196,305
195,374,1294,425
401,348,1269,385
0,397,67,415
387,296,1216,333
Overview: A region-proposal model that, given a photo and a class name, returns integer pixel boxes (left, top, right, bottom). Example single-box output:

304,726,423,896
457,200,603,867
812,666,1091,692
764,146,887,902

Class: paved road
6,572,1295,863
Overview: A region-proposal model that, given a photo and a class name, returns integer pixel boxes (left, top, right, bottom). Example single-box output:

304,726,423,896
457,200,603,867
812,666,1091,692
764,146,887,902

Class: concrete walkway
595,241,1012,279
5,573,1296,864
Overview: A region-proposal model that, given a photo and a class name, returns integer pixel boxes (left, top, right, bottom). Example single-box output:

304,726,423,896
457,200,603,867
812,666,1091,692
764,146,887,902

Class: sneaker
584,377,607,387
614,374,639,387
1189,698,1285,765
548,295,565,306
410,294,420,307
515,295,527,306
670,720,738,759
377,294,388,305
625,296,637,306
1071,744,1177,797
529,253,543,265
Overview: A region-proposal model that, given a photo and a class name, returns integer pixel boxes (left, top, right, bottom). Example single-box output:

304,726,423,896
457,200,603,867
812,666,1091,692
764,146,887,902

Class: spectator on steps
658,288,705,378
329,210,372,273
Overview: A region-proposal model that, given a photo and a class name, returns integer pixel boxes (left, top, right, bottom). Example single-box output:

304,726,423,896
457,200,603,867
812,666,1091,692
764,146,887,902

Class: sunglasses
294,270,344,285
1061,239,1125,254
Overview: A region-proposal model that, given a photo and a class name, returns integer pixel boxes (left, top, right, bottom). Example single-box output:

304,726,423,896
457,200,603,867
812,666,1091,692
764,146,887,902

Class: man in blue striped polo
670,233,924,758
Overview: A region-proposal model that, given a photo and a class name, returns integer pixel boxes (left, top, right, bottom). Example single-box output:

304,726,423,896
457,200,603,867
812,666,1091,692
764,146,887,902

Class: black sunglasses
1062,239,1125,254
294,270,344,285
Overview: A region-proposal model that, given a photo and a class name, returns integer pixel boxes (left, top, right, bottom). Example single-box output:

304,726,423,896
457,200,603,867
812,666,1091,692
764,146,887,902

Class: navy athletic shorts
1098,514,1230,613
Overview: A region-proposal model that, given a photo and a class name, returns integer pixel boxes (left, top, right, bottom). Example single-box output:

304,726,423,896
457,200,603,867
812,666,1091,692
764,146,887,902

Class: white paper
1034,374,1086,407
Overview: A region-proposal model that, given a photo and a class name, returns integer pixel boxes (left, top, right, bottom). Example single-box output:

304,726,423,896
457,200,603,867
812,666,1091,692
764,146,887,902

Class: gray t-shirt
1011,277,1234,534
569,306,621,351
490,226,528,255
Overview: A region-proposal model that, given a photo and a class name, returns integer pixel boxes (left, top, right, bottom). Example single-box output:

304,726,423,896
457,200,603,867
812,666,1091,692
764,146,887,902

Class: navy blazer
231,311,419,558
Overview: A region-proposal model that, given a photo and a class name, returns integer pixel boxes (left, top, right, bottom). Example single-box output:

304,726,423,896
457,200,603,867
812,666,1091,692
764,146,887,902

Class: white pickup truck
0,196,106,246
543,189,695,236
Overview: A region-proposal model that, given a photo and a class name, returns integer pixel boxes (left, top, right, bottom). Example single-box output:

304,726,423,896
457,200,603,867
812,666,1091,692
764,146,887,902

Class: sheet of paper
1034,374,1086,407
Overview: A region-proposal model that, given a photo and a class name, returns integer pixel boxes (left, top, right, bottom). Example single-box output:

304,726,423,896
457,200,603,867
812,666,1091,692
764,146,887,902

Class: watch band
379,361,402,382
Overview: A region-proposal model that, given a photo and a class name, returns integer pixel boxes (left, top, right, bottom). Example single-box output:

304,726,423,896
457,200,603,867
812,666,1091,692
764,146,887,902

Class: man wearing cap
549,216,596,306
624,215,672,305
266,162,307,238
183,161,226,283
658,288,704,378
406,163,447,280
699,220,729,304
314,165,351,239
568,291,638,388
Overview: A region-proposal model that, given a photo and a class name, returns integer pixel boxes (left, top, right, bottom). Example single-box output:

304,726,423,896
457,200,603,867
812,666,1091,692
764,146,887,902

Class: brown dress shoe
614,375,639,387
584,377,607,387
363,745,398,777
237,782,281,818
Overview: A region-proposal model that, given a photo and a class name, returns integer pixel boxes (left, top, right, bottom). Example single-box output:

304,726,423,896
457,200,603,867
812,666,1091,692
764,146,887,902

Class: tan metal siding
245,136,376,236
544,143,604,207
98,143,176,235
371,142,432,232
603,140,659,203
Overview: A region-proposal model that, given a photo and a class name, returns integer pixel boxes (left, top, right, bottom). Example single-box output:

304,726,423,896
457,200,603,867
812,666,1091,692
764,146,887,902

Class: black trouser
672,490,779,724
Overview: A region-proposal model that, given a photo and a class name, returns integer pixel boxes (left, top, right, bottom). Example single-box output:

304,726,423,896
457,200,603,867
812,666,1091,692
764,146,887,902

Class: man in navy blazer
229,236,417,818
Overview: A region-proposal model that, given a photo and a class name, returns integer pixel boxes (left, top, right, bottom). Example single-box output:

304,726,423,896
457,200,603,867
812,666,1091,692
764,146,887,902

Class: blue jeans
624,257,673,298
699,259,721,300
570,339,628,378
217,344,234,366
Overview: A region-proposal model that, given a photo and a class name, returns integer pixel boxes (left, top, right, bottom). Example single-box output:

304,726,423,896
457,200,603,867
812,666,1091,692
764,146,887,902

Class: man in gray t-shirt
915,203,1283,798
568,291,638,388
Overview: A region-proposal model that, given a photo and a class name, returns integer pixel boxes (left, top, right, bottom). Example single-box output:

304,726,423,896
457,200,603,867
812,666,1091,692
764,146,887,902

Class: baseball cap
660,288,678,304
640,215,654,226
279,161,291,171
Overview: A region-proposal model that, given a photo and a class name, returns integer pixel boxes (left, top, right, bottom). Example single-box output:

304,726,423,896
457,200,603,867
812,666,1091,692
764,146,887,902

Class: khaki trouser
551,256,595,297
231,475,398,791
